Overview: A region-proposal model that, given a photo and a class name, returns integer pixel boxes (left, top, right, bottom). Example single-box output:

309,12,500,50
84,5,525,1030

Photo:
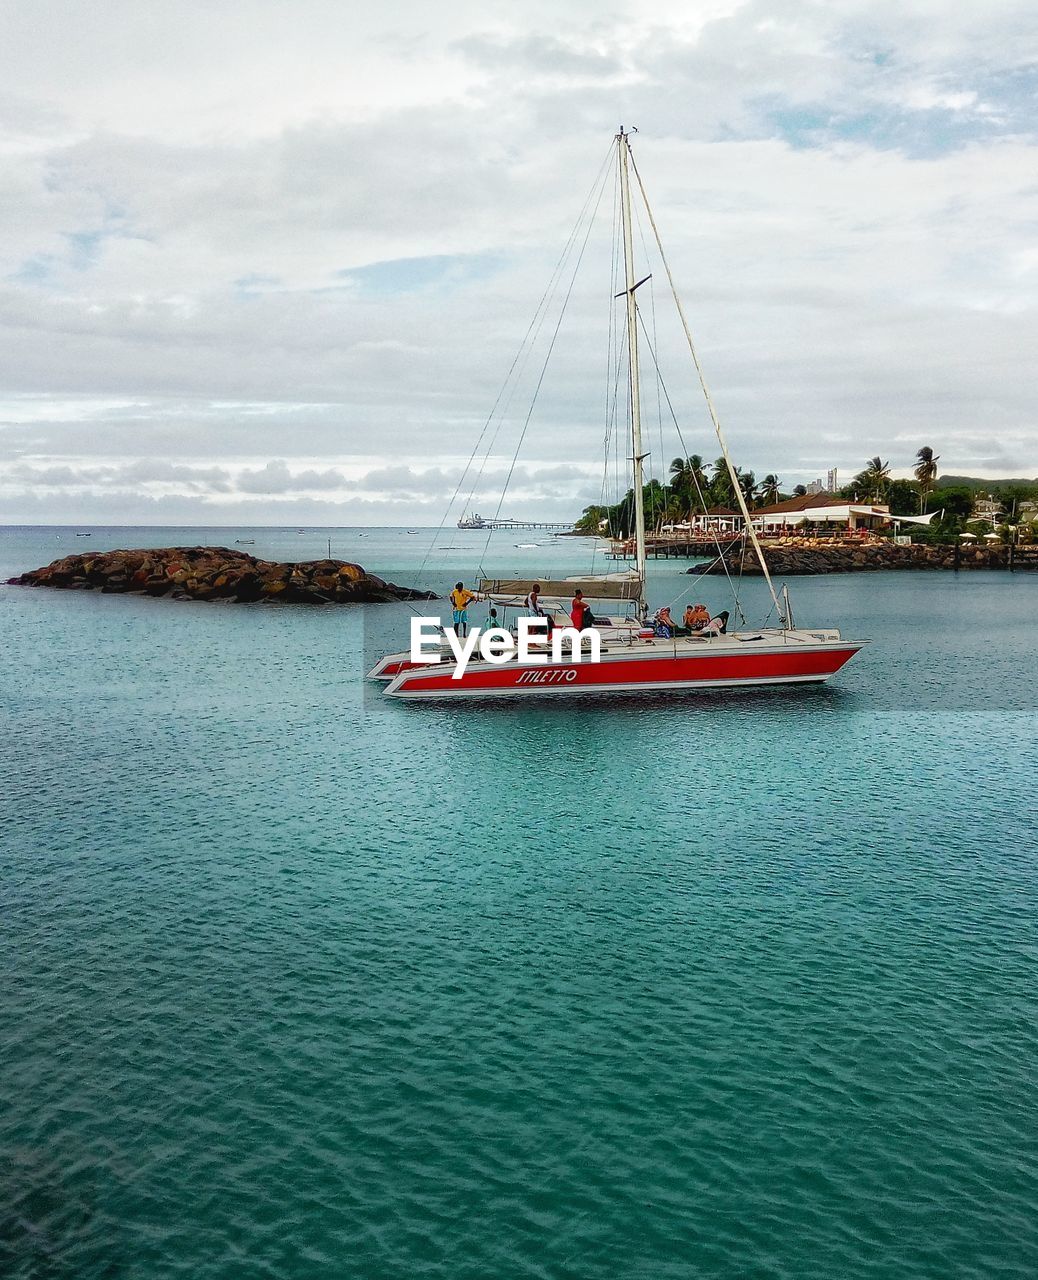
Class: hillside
938,475,1038,493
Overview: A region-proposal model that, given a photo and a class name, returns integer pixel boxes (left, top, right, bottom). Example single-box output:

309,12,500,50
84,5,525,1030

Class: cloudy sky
2,0,1037,525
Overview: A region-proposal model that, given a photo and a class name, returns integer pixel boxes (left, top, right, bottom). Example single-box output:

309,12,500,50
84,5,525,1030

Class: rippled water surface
3,527,1037,1279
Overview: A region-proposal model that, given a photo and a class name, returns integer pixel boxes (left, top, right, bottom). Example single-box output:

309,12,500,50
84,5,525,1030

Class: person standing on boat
570,589,588,629
525,583,553,635
449,582,477,638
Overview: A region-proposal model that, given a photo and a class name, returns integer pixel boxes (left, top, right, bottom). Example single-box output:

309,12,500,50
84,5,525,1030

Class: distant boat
515,543,538,549
235,539,255,545
407,530,418,535
76,532,91,537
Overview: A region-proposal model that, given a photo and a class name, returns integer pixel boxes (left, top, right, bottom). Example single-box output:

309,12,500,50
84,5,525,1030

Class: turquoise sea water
2,526,1037,1279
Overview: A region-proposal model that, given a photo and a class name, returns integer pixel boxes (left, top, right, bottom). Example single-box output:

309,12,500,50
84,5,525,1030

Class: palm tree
669,456,691,493
759,474,780,505
738,470,757,506
914,446,940,511
663,493,685,528
668,454,708,514
643,478,668,533
687,454,708,501
709,456,736,505
855,456,891,502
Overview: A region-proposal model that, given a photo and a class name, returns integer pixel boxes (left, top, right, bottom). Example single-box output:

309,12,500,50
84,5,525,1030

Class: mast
617,128,647,607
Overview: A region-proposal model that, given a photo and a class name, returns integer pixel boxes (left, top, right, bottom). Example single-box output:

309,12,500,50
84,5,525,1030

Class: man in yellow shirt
449,582,477,638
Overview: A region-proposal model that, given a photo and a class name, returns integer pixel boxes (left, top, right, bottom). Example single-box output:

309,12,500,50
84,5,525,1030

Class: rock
6,546,439,606
699,539,1010,575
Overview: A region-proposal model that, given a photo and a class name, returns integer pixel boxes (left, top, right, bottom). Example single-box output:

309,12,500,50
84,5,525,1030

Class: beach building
695,505,743,535
972,498,1004,523
751,494,891,537
660,506,743,536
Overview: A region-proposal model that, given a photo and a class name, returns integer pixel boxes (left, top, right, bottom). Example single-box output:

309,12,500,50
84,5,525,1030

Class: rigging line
635,309,748,622
603,326,629,542
590,161,623,577
417,305,552,584
628,149,784,624
606,181,627,547
416,140,615,593
610,328,632,542
610,164,628,542
478,164,611,579
476,155,613,579
632,187,667,534
650,280,668,536
655,537,742,615
592,302,628,567
459,152,612,530
461,147,614,519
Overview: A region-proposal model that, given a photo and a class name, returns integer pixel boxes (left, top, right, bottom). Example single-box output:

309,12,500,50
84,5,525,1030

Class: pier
1009,543,1038,571
458,517,572,531
605,536,740,560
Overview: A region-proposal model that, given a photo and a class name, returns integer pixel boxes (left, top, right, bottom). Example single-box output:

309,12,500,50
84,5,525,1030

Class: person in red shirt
570,589,587,629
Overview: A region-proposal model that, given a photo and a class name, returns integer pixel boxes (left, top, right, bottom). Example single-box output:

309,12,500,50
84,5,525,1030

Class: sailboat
370,130,864,699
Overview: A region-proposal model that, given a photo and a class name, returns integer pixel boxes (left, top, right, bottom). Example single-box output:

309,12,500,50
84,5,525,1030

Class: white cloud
1,0,1037,524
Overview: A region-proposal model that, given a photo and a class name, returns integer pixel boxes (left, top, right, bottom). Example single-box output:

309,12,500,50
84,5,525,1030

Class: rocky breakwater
7,547,436,604
699,540,1009,575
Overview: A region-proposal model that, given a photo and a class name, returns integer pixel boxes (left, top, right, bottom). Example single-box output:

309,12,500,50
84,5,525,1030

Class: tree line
573,445,1028,538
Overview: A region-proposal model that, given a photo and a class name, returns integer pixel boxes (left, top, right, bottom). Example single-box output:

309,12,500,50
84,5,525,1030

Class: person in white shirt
525,583,554,634
701,609,730,636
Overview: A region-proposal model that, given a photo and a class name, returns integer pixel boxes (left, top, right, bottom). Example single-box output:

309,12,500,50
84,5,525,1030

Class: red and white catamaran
369,130,865,700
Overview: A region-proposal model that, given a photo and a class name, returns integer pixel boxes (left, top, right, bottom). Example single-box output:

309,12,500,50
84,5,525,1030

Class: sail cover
479,575,643,605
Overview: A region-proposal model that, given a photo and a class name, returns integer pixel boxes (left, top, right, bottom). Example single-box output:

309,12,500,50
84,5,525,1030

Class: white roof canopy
891,511,939,526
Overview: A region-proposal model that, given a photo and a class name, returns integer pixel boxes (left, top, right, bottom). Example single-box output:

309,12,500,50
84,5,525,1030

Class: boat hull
367,650,421,680
366,620,650,681
382,633,863,699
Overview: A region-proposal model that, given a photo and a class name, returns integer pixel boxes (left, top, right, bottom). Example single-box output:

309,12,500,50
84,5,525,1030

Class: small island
6,546,436,605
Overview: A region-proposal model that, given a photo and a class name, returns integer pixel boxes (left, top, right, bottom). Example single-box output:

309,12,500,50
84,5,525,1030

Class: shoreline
702,541,1020,575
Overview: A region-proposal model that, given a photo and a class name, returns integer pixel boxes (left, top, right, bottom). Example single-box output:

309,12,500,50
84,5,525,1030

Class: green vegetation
884,479,919,516
914,446,940,508
573,446,1038,543
938,475,1038,494
577,455,758,536
851,456,891,502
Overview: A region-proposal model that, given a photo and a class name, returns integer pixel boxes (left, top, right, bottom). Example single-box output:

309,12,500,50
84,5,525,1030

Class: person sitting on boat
684,603,710,632
701,609,730,636
525,583,554,635
449,581,477,638
652,606,676,638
